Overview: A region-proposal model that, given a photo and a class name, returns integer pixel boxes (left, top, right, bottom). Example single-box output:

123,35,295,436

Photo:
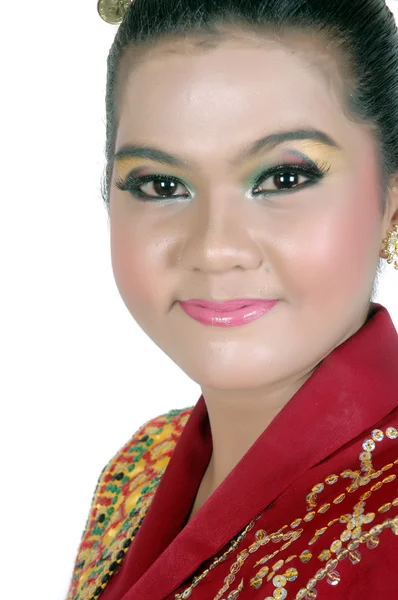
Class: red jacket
67,302,398,600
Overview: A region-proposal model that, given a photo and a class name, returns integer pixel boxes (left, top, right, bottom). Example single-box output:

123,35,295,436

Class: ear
385,172,398,229
388,174,398,227
379,174,398,259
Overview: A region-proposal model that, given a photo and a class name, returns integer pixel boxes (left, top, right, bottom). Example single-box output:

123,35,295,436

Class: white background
1,2,397,599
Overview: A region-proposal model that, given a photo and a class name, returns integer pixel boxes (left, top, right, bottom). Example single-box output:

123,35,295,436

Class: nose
177,198,264,273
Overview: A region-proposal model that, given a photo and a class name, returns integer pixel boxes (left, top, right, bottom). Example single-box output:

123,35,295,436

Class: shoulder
66,405,194,599
108,405,194,486
105,405,194,473
87,404,194,528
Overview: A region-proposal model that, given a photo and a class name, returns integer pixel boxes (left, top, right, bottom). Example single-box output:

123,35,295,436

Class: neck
200,369,317,494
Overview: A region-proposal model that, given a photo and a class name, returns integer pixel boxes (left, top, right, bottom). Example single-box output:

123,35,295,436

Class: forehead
115,34,365,162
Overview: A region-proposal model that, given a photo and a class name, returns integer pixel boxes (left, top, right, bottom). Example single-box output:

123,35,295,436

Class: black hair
102,0,398,300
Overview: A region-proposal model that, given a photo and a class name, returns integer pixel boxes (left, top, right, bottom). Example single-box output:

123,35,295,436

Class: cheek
287,166,381,300
331,166,382,277
110,218,160,312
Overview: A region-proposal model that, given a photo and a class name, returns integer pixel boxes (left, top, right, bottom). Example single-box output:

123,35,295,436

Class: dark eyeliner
114,173,190,201
114,159,331,201
251,159,331,197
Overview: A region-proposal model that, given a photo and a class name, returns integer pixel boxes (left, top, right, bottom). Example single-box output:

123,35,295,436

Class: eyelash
114,160,331,202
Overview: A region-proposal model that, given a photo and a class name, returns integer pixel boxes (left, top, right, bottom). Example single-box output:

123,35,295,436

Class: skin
109,31,398,521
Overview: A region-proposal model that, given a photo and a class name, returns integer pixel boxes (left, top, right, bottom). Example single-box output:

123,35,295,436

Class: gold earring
381,224,398,269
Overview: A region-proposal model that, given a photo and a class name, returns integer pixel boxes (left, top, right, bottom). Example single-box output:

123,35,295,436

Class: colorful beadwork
66,407,194,600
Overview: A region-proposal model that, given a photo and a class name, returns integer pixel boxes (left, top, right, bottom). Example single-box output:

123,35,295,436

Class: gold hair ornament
97,0,132,24
381,224,398,269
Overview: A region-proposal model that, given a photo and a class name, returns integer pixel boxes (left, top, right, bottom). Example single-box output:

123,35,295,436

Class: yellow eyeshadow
113,140,342,182
114,157,186,180
239,141,341,175
290,140,342,161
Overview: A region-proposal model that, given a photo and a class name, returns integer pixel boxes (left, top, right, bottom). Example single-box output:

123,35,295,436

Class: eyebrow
113,129,341,169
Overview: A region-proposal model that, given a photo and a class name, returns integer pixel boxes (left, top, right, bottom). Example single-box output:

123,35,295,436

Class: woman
67,0,398,598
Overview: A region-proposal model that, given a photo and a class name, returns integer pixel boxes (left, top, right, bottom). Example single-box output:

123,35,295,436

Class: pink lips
178,299,278,327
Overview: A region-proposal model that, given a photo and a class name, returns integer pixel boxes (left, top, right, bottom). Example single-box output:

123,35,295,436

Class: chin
189,365,273,392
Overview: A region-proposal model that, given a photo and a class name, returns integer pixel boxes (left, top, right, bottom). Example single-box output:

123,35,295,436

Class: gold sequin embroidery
207,427,397,600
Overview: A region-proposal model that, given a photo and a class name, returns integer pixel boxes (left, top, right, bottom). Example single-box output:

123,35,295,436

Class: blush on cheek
111,235,154,313
312,166,381,301
340,162,383,265
288,162,381,306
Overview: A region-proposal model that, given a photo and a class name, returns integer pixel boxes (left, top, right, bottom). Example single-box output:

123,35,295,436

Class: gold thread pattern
176,426,397,600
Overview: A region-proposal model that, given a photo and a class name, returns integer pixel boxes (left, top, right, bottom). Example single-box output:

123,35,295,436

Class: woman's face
109,34,392,392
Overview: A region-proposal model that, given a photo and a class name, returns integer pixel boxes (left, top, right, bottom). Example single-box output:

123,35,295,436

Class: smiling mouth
178,299,279,327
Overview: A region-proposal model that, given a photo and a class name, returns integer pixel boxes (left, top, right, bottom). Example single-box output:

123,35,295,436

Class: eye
252,161,330,196
114,173,190,201
114,160,331,201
